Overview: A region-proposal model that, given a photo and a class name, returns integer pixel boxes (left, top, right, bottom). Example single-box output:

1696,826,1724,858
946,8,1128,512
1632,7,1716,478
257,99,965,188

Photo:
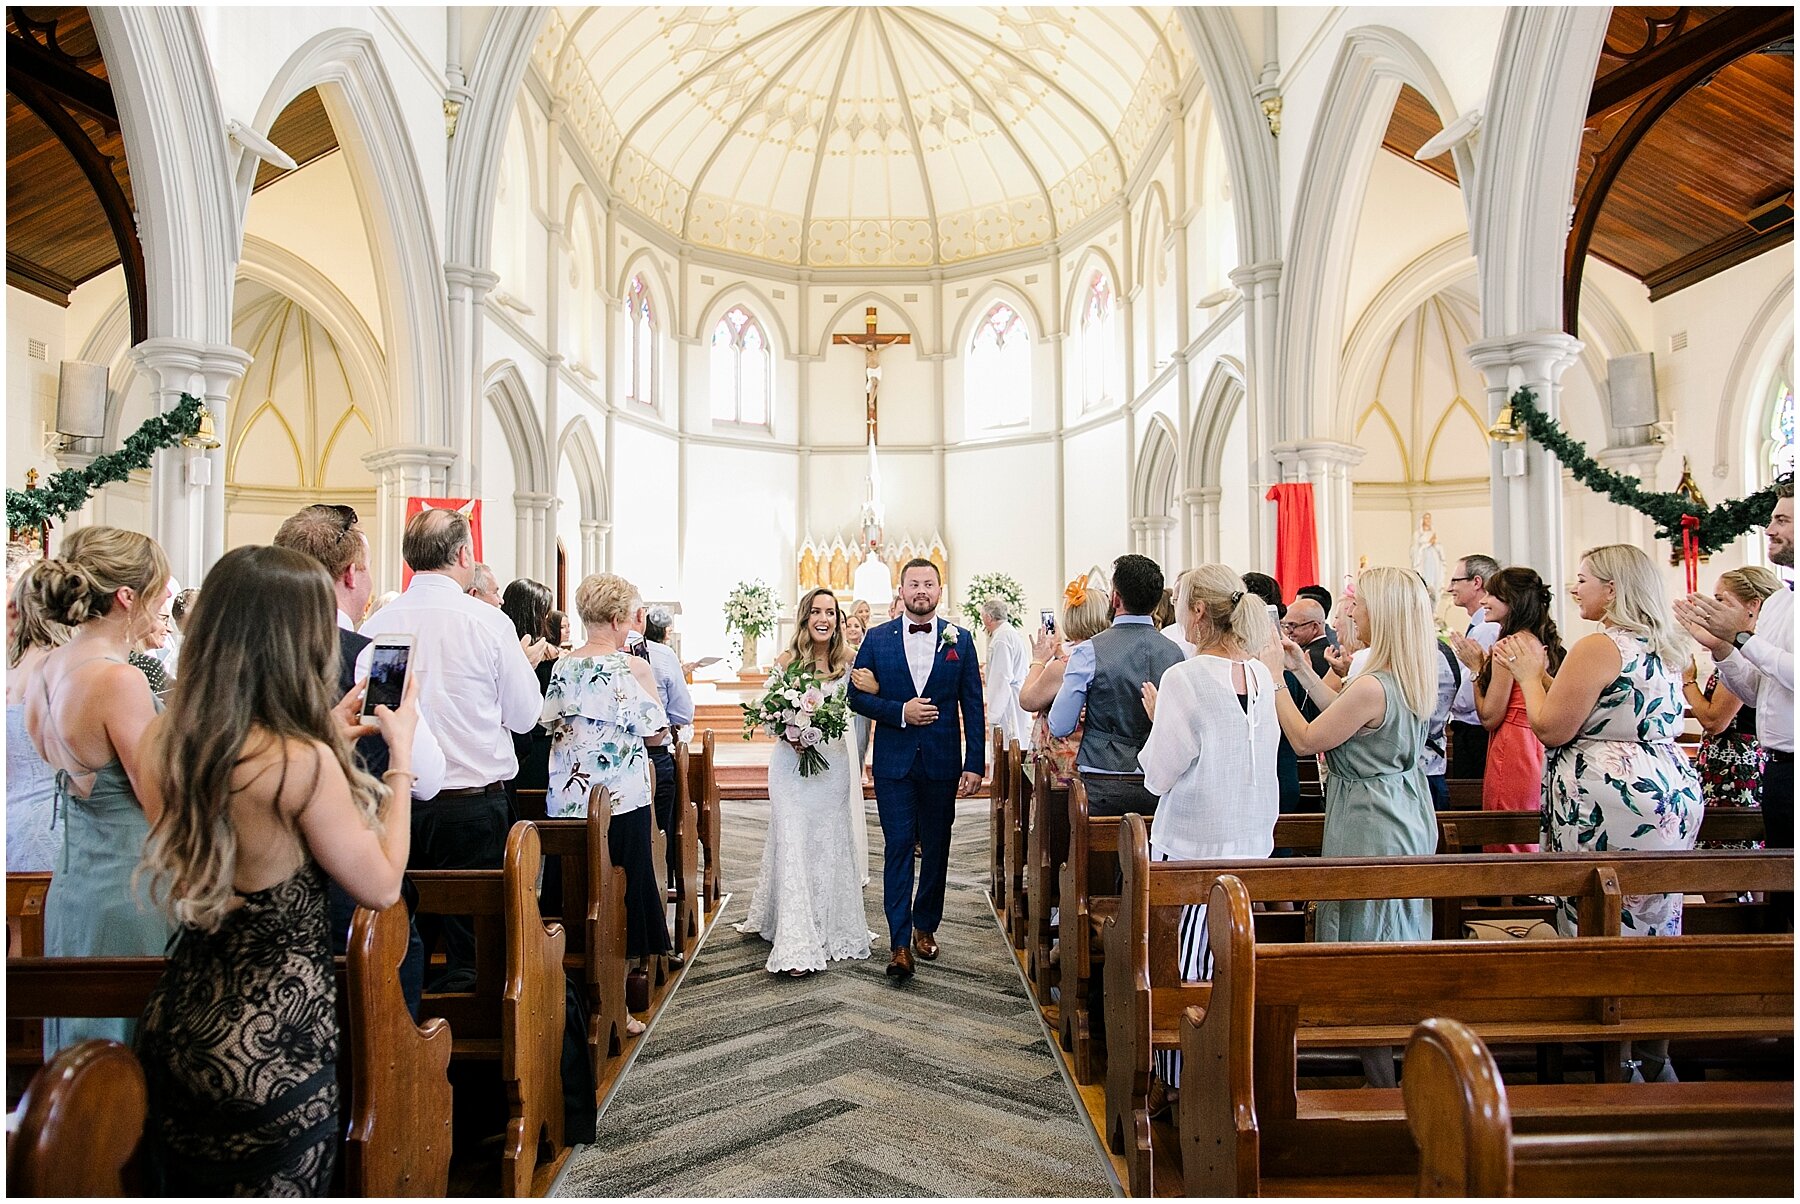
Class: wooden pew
409,821,569,1197
1404,1015,1794,1197
1058,778,1111,1082
999,739,1028,949
1444,777,1483,809
670,743,703,956
535,789,631,1093
1141,855,1796,1199
7,871,52,1094
7,1038,145,1196
989,727,1008,913
1024,758,1072,1006
342,899,454,1196
687,731,723,915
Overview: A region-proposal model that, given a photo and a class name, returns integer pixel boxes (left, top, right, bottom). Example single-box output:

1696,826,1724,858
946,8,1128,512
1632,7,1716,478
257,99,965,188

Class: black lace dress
137,862,339,1196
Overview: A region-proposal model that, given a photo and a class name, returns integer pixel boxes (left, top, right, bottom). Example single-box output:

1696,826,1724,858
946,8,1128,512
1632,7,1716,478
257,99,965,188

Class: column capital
128,337,252,396
1465,331,1584,388
580,519,612,535
1141,515,1176,532
513,490,557,513
445,263,502,294
1228,259,1283,292
363,444,457,476
1183,485,1223,504
1271,439,1365,470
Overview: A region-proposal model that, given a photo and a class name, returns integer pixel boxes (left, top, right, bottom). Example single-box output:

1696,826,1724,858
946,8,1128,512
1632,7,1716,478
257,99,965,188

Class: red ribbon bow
1680,514,1701,595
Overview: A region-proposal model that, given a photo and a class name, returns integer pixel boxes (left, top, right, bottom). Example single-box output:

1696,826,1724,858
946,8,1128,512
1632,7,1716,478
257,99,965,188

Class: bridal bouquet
743,661,850,777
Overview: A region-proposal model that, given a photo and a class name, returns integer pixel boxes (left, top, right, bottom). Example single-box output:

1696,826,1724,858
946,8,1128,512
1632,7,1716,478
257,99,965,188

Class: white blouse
1137,654,1280,861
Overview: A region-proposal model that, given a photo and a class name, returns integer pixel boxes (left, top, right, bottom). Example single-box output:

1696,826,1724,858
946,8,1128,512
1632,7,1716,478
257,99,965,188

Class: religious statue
1411,512,1445,595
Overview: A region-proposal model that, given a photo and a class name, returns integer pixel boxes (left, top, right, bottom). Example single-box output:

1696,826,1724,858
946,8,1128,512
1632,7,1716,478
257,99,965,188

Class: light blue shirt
1046,615,1156,770
632,634,694,730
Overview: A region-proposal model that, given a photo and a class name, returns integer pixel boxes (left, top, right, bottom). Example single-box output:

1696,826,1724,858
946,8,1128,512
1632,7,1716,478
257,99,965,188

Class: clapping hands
1492,631,1546,678
1447,631,1487,674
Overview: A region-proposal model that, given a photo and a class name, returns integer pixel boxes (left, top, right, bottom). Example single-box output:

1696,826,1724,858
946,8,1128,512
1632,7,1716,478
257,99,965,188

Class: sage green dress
1316,671,1435,943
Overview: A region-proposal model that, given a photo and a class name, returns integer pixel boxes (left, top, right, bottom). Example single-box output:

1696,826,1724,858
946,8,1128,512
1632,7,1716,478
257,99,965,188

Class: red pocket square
946,649,959,662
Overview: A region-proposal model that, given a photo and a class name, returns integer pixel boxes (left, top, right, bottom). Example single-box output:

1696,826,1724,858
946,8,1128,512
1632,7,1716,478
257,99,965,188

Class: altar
796,533,948,605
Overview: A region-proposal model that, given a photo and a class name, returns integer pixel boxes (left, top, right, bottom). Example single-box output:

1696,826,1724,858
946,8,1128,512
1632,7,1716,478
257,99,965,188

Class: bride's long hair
781,587,853,678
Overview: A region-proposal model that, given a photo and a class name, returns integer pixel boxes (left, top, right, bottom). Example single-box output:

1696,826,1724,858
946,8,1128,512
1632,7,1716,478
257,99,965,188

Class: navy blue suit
848,616,985,948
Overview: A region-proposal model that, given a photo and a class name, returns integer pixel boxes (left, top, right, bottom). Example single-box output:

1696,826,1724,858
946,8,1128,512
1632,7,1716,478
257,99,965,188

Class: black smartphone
362,635,413,718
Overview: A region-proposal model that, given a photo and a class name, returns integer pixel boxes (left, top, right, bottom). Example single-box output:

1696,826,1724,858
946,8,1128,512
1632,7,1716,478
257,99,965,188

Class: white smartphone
1040,608,1056,634
1265,603,1281,626
362,634,414,719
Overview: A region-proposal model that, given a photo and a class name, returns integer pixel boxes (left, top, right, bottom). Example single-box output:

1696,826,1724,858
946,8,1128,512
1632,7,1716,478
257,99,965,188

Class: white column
363,444,456,595
542,98,566,582
1465,332,1584,605
1143,516,1177,573
513,490,554,581
444,264,500,496
579,519,609,580
1186,485,1222,564
1594,443,1665,550
127,338,252,587
1230,259,1283,570
1271,439,1364,592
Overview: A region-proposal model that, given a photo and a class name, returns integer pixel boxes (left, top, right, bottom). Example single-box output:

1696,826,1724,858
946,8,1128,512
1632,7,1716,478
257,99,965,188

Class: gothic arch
247,29,453,448
446,7,552,272
558,415,608,524
616,248,676,323
1339,237,1478,440
1714,271,1796,487
1174,8,1279,269
1278,27,1474,445
812,292,927,360
1189,357,1247,485
483,361,550,495
1134,414,1180,519
949,281,1045,356
1061,246,1125,335
696,282,795,361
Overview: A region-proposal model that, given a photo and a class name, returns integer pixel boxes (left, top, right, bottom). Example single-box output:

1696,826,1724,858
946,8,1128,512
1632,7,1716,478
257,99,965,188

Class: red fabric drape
1263,484,1318,603
402,498,483,588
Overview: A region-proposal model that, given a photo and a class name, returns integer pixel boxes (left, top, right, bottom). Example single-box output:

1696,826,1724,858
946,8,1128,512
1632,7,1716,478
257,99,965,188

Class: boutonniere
940,624,961,661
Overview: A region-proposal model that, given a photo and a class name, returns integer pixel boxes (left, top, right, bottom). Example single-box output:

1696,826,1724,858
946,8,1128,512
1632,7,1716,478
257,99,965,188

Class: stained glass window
710,305,770,426
628,275,656,407
1771,379,1794,483
1080,271,1115,414
967,302,1030,430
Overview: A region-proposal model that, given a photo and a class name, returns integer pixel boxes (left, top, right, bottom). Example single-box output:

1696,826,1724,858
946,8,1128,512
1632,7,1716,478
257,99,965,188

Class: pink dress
1482,683,1544,852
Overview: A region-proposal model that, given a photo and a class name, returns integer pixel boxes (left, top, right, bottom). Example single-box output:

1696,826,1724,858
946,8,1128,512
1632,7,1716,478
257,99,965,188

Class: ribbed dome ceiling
536,6,1191,266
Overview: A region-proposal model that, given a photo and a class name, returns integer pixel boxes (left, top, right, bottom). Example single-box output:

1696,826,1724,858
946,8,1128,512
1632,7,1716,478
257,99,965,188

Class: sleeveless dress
1316,672,1435,943
137,863,339,1196
39,658,174,1058
737,675,873,973
1542,629,1702,936
1696,674,1763,852
6,701,60,871
1481,682,1545,852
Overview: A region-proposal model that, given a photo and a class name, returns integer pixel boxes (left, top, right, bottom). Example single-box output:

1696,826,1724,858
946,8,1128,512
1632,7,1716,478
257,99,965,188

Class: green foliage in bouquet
742,659,850,777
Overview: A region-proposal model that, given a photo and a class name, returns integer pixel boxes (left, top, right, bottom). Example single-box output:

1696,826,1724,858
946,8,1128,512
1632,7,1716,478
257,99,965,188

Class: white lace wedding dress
736,675,873,973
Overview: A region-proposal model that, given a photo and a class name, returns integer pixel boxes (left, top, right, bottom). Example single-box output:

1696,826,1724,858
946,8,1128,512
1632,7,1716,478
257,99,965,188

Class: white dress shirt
1715,585,1794,753
1138,655,1279,861
357,573,542,791
1160,622,1197,659
1449,607,1500,725
985,622,1034,750
902,615,938,695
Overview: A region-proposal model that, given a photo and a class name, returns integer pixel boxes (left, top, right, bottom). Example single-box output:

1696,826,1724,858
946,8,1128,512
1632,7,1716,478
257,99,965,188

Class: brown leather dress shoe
885,946,915,981
913,930,940,961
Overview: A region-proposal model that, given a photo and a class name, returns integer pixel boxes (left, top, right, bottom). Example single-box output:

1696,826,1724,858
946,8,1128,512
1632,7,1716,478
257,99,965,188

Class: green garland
6,394,207,531
1509,387,1780,553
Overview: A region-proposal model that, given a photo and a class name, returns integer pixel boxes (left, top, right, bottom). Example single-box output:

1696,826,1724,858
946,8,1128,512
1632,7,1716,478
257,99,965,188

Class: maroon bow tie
909,622,934,634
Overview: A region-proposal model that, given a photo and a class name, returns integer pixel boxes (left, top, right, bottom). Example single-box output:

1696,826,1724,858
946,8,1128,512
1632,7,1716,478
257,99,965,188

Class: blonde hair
1579,544,1687,664
29,526,169,642
1354,566,1438,719
8,561,68,668
1183,563,1272,654
1062,570,1111,642
781,587,853,677
1718,565,1783,607
574,573,637,627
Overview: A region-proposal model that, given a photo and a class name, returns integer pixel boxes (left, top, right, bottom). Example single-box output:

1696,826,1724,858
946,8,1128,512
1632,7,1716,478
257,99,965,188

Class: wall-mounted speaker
55,361,108,439
1607,352,1658,430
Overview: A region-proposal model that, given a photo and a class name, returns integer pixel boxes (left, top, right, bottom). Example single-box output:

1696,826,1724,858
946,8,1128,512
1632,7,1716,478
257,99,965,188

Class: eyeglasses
1448,575,1472,584
1279,620,1319,633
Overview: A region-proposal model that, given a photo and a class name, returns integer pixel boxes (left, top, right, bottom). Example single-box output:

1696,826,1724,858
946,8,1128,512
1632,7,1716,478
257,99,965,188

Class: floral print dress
541,653,668,820
1542,629,1702,936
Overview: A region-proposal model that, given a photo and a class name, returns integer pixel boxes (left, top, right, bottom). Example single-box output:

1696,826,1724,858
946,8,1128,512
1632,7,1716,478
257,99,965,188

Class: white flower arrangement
722,579,779,640
960,571,1027,629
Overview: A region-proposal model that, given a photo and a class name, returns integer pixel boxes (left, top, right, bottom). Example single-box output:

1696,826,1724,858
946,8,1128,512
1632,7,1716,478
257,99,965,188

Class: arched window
1769,377,1794,483
710,304,770,426
967,301,1030,430
1079,271,1115,413
627,274,657,407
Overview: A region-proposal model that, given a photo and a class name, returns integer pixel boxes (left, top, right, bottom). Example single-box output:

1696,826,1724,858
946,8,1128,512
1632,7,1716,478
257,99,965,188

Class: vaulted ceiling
538,5,1193,267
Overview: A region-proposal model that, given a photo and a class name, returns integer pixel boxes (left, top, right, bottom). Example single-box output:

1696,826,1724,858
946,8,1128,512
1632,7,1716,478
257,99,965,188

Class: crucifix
832,306,910,444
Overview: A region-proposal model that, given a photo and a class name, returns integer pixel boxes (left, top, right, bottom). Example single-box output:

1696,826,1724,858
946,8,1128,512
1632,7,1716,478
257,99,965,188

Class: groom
849,558,985,982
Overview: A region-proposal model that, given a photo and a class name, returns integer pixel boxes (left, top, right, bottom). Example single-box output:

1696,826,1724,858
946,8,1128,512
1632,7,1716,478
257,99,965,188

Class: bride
736,587,873,976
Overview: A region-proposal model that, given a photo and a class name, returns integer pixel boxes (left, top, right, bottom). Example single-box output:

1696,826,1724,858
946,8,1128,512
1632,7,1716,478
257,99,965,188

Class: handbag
1463,919,1559,940
626,964,650,1013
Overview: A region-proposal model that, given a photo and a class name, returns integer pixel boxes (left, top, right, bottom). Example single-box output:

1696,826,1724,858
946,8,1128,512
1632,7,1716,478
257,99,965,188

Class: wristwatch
1732,630,1754,652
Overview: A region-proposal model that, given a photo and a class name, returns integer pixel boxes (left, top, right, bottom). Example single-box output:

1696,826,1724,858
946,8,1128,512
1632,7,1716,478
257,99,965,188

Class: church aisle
553,797,1118,1198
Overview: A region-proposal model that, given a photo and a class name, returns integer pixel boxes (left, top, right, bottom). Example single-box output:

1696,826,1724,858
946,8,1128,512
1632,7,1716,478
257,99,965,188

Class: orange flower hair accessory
1063,577,1089,611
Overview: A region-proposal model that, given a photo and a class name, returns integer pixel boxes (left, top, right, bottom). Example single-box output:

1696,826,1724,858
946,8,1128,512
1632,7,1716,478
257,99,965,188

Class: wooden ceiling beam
1643,221,1795,301
1588,8,1793,123
5,29,118,131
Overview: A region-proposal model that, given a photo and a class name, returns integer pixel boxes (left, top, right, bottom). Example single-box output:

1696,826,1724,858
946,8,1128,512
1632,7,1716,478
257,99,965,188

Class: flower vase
740,632,760,676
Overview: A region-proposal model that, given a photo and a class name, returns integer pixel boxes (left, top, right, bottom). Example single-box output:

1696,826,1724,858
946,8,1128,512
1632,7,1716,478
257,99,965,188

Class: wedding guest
1150,587,1176,633
1452,567,1564,851
364,589,399,622
1683,567,1780,835
1048,555,1183,816
1262,566,1437,1087
628,594,693,894
1445,553,1501,777
845,611,872,774
1138,565,1279,1110
1295,584,1337,648
1023,571,1111,789
983,599,1033,751
849,598,873,638
135,545,417,1195
500,578,558,817
359,508,543,979
1161,570,1197,658
469,562,503,607
1677,478,1794,857
170,588,199,632
1243,570,1314,818
8,560,65,871
128,588,176,700
546,608,572,650
1280,597,1331,678
888,591,904,620
543,574,672,1030
26,527,175,1056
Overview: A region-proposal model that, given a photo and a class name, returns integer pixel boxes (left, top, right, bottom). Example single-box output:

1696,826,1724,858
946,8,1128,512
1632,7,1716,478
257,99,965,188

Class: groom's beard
904,600,937,619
